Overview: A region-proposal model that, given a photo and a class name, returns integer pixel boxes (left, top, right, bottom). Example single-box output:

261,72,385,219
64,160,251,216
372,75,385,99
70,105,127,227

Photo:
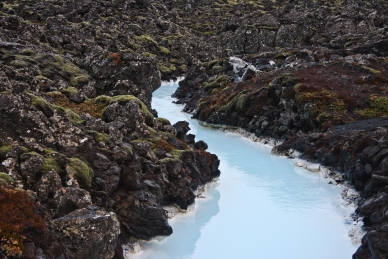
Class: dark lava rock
173,121,191,139
194,140,208,150
51,205,120,259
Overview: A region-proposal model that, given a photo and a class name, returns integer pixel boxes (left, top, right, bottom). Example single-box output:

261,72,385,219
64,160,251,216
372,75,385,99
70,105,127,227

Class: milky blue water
131,81,358,259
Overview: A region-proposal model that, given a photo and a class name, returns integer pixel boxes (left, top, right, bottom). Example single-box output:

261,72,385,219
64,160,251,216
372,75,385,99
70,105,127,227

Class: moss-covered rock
203,75,230,93
0,144,12,160
42,157,63,175
10,60,29,68
68,157,94,189
41,150,67,178
0,172,14,186
358,96,388,117
29,94,55,117
158,46,170,55
95,95,154,125
157,117,171,125
157,63,176,74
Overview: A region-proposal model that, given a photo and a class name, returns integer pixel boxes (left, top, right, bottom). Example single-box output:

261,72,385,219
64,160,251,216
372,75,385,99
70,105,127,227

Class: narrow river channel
131,80,359,259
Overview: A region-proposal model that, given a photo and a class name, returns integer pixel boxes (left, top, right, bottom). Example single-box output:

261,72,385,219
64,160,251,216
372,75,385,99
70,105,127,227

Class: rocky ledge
2,0,388,258
173,1,388,257
176,49,388,258
0,0,222,258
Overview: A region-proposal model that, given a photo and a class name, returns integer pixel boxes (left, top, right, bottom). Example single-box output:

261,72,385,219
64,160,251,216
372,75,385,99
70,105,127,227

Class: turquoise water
130,81,358,259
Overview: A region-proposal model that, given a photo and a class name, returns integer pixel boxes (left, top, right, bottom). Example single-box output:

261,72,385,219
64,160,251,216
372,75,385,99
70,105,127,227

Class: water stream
130,80,359,259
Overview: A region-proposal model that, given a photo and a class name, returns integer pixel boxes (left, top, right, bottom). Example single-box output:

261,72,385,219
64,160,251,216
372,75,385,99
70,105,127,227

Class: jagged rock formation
172,2,388,259
177,51,388,258
2,0,388,258
0,1,221,258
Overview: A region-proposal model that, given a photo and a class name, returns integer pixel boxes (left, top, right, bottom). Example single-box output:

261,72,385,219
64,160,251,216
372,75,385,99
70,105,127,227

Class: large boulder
51,205,120,259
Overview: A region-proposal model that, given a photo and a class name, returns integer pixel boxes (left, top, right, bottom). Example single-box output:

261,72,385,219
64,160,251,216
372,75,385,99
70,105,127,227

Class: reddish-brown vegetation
153,140,174,152
107,52,123,65
0,187,46,257
49,92,106,118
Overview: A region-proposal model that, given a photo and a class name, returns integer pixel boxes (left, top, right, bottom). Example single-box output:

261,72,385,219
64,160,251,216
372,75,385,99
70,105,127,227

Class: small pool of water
130,81,358,259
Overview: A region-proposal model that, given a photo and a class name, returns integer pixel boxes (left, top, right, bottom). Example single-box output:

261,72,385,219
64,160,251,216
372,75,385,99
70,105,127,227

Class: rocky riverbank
0,1,223,258
175,47,388,259
2,0,388,258
169,2,388,258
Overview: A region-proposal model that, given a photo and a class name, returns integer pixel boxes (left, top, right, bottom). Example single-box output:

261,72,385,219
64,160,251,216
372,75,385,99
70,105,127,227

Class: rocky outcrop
174,12,388,257
2,0,388,258
175,49,388,257
0,1,222,258
51,205,120,259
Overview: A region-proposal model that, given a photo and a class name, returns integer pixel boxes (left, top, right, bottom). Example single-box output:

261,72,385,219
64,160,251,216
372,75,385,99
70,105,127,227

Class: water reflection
131,184,220,259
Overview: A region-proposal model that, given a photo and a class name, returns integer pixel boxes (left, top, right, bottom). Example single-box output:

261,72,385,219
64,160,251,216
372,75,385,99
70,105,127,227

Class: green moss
70,75,89,87
0,144,12,159
92,132,110,143
357,96,388,117
296,89,338,103
127,41,139,50
135,34,158,46
158,63,177,74
203,75,230,93
41,157,62,174
142,52,157,58
274,51,292,59
202,59,221,69
30,94,54,116
123,145,133,155
41,150,67,178
10,60,29,68
158,46,170,55
362,65,381,74
160,157,180,163
0,172,13,186
21,147,29,154
20,49,35,56
67,109,84,125
35,75,50,81
178,64,187,71
171,149,186,159
94,95,154,126
60,86,78,95
68,157,94,189
277,73,298,87
157,117,171,125
39,55,90,87
19,151,40,161
220,98,237,113
257,25,279,30
236,94,247,111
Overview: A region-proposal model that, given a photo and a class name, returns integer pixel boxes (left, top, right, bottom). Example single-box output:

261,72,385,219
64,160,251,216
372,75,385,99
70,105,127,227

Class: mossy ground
0,144,12,159
0,187,46,257
47,92,155,125
94,95,155,125
203,75,230,93
68,157,94,189
0,172,13,187
157,118,171,125
357,96,388,117
196,60,388,129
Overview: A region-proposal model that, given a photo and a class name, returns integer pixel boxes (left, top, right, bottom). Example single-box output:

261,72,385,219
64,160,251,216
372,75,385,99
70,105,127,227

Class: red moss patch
0,187,46,257
153,140,174,152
